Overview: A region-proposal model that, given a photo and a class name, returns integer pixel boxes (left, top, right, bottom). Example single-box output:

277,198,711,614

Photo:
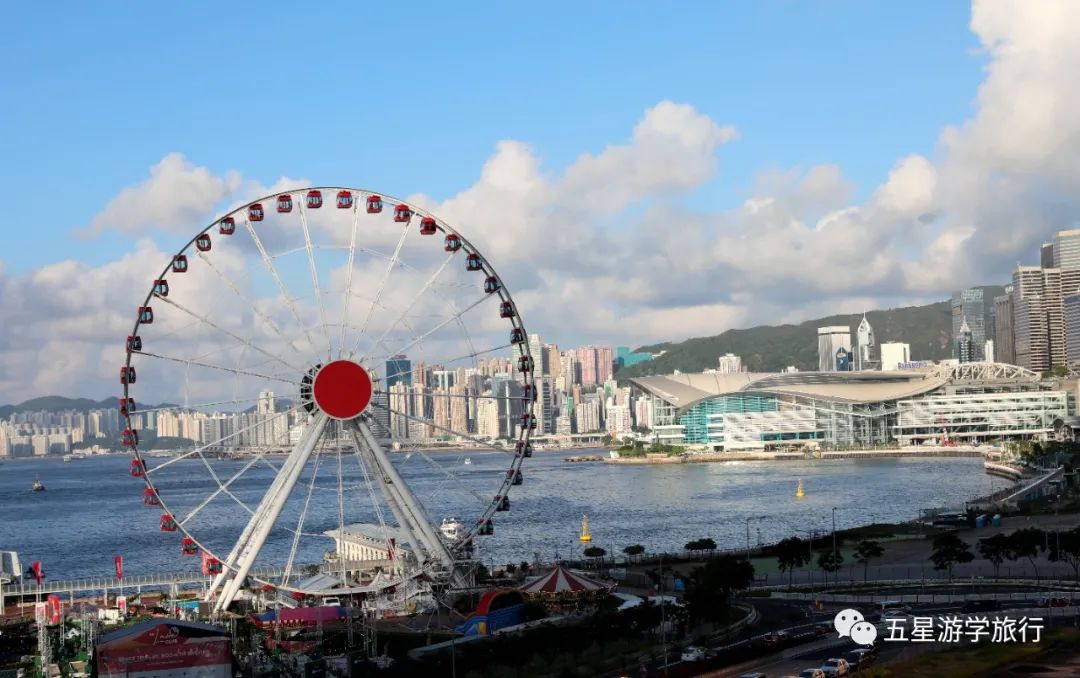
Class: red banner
46,595,61,624
30,561,43,586
98,638,230,677
114,555,124,581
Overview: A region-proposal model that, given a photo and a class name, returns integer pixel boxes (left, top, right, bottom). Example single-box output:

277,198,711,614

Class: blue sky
1,1,983,274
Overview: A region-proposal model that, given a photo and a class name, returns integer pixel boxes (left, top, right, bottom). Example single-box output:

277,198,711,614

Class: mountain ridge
620,286,1005,378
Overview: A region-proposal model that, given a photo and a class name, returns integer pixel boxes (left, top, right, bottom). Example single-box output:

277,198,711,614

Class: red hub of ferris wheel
311,360,373,420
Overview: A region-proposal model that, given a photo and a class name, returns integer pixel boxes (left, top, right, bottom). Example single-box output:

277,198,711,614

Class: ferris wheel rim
119,185,538,597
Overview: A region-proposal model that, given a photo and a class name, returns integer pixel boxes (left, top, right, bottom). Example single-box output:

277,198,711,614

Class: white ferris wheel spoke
334,422,348,586
136,395,265,415
369,401,518,458
339,200,362,355
243,217,318,352
194,251,304,356
179,452,276,527
361,251,457,364
297,201,333,360
282,450,324,587
151,293,302,374
366,293,496,365
347,220,412,359
136,350,295,385
147,406,295,475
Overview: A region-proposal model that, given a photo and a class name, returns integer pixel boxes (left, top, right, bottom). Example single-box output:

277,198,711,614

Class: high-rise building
957,317,975,363
817,327,851,372
879,342,911,371
492,376,523,439
385,355,412,389
574,399,601,433
476,397,500,440
951,288,993,362
1064,293,1080,366
717,353,743,374
596,346,614,383
257,390,276,415
1042,242,1056,269
605,403,631,437
1053,228,1080,297
1012,266,1064,372
994,289,1015,365
984,339,995,363
855,315,875,371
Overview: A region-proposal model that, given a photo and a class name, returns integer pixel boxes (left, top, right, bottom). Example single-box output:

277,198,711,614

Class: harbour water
0,451,1004,581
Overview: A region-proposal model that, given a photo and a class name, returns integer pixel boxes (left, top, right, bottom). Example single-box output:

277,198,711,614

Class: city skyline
3,2,1080,406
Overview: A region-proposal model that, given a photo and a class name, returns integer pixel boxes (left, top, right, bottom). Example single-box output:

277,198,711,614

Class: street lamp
746,515,767,561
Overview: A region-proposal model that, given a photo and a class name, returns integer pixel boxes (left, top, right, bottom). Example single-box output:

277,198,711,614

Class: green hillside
620,286,1004,378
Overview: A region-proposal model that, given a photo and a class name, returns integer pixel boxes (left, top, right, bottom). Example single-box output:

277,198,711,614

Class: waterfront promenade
606,446,987,464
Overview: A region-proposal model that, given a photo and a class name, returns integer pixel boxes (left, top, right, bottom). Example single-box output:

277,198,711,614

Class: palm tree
854,540,884,582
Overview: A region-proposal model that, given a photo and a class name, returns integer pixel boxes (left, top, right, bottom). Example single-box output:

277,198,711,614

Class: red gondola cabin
205,558,223,575
522,383,535,402
195,233,211,252
153,279,169,297
249,203,265,221
518,355,534,373
419,217,437,235
306,190,323,209
119,398,136,417
137,306,153,324
121,366,136,384
496,495,510,511
143,488,160,506
478,519,494,536
367,195,383,213
276,195,293,213
336,190,353,209
512,470,524,485
219,217,236,235
181,538,198,556
521,413,536,430
484,276,500,294
160,514,178,532
466,253,483,271
172,255,188,273
444,234,462,252
499,301,515,318
126,335,142,352
122,428,139,448
129,459,145,477
516,441,533,458
510,328,525,344
393,204,411,222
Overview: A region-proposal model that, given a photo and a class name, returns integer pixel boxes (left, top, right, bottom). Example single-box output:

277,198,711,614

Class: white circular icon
850,620,878,645
834,608,865,637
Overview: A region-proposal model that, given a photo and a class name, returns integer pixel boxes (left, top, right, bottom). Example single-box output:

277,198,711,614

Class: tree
930,533,974,579
978,533,1010,578
583,546,606,559
684,555,754,624
817,550,844,585
505,563,518,574
854,540,885,582
774,537,811,589
1047,527,1080,583
684,538,717,555
623,544,646,559
1006,528,1046,581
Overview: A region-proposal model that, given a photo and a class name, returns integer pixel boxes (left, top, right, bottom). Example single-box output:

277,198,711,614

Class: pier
563,455,603,463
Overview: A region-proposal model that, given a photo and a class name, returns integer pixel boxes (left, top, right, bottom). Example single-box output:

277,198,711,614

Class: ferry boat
439,517,463,542
31,475,45,492
463,457,472,466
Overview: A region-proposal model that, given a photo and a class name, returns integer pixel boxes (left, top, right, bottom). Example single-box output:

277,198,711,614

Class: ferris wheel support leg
346,426,429,570
206,437,311,599
213,414,330,612
350,420,459,574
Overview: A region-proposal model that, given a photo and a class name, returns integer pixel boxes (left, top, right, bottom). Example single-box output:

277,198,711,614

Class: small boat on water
463,458,472,466
440,517,463,542
796,478,805,499
31,475,45,492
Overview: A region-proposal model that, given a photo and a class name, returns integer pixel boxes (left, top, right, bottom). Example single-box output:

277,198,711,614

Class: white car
820,658,850,676
681,646,707,662
798,669,826,678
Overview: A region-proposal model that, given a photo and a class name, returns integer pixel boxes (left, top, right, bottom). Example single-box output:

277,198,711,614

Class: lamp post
746,515,766,561
831,507,839,562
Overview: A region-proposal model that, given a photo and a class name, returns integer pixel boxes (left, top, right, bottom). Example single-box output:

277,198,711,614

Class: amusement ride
119,187,537,615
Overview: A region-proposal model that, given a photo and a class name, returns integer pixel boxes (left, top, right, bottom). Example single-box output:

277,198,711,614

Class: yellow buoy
579,514,592,543
796,479,805,499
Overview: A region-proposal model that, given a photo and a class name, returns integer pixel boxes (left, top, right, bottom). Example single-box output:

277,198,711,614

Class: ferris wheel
119,187,537,613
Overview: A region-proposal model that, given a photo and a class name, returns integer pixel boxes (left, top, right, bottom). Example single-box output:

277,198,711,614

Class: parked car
1037,595,1072,608
739,673,768,678
681,646,707,662
764,630,790,645
820,658,850,677
798,669,826,678
847,648,876,669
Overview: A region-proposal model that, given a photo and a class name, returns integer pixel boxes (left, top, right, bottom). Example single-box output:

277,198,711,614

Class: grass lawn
861,628,1080,677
